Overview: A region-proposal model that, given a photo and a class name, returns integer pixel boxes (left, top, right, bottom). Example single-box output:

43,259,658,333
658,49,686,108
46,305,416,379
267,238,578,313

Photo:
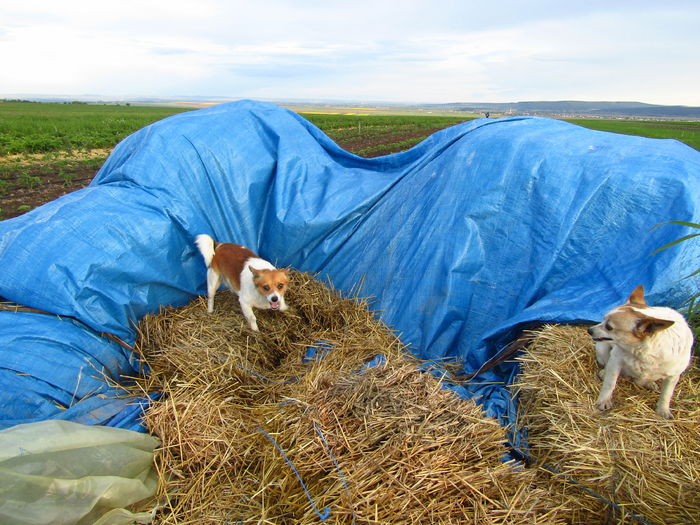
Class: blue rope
313,424,350,493
314,423,356,525
256,427,330,521
511,448,654,525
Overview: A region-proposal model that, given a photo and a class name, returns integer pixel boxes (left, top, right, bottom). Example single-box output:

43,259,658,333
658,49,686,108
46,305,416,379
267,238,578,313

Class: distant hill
3,94,700,119
421,101,700,119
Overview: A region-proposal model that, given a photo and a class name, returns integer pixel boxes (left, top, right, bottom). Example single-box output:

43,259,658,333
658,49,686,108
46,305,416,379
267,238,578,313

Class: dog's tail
195,234,216,268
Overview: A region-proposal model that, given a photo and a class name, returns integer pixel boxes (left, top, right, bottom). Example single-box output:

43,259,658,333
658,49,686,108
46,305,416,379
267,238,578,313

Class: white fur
195,234,215,267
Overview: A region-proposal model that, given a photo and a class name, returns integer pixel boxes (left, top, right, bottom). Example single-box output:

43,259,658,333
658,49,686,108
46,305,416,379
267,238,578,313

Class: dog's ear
249,267,261,280
627,285,646,306
635,316,674,337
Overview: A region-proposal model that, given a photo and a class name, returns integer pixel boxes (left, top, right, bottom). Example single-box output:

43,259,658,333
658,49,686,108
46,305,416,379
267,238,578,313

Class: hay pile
513,324,700,524
131,271,567,524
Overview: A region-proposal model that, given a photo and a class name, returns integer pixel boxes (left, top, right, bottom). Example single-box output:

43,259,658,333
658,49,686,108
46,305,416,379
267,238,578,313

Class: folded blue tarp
1,100,698,433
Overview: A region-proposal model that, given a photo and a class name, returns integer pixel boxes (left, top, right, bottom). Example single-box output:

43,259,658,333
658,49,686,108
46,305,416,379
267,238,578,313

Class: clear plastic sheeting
0,100,698,432
0,420,158,524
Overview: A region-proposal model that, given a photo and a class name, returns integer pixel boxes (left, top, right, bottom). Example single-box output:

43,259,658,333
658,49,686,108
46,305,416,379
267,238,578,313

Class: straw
512,324,700,524
128,271,569,523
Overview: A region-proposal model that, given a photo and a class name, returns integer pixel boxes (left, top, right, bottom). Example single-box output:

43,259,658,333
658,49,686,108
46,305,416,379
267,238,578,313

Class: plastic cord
314,423,356,524
256,427,330,521
511,448,654,525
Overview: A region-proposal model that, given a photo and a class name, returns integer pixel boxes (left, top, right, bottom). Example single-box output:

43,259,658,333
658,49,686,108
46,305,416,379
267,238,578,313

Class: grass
1,101,698,161
0,154,106,192
302,113,470,155
564,118,700,151
0,103,474,190
0,101,191,155
651,220,700,350
355,137,427,157
301,113,469,134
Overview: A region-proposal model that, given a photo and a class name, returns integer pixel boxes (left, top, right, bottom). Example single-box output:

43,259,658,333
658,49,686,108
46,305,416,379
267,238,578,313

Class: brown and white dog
588,285,693,418
195,234,289,331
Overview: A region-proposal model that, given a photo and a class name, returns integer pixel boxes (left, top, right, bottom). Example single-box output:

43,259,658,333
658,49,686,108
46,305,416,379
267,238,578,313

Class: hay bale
130,271,568,523
267,361,569,524
513,324,700,524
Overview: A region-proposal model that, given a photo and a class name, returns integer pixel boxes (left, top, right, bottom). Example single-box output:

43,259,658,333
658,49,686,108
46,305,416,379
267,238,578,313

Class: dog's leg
595,355,622,411
206,268,221,313
655,374,681,418
595,342,612,380
595,342,612,368
240,300,259,332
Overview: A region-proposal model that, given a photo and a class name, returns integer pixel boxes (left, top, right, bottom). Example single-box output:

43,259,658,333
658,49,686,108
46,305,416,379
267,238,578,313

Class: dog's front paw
636,379,659,392
595,397,614,411
655,405,672,419
249,321,259,332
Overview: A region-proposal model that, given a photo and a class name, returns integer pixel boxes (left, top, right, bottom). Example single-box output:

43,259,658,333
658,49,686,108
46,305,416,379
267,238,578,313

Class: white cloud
0,1,698,105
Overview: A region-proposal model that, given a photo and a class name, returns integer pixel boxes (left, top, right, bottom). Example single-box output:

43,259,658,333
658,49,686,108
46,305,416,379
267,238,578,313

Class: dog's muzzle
587,326,612,342
269,295,281,310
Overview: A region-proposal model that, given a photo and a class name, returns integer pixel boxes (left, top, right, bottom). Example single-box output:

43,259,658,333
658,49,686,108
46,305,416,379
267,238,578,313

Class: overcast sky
1,0,698,105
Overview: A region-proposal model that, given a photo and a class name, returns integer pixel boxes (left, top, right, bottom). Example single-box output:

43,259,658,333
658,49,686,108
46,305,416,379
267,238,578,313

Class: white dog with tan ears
588,285,693,418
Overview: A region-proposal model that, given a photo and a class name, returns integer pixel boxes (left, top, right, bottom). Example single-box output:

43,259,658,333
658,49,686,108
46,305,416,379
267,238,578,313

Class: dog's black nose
271,295,279,302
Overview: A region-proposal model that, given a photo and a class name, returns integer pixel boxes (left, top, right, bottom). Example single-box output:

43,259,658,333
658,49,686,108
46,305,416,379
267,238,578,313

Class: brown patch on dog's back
212,243,258,291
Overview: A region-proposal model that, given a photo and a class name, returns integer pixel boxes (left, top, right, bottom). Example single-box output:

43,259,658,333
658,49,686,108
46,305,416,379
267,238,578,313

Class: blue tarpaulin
1,100,698,433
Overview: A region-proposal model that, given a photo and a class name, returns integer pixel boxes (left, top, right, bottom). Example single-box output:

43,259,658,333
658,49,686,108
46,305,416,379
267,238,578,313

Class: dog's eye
263,285,270,291
277,283,284,290
605,322,613,331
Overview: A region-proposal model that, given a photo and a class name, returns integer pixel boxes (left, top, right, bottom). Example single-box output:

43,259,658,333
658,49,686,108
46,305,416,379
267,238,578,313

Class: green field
565,118,700,151
301,113,470,136
1,101,698,158
301,113,471,156
0,101,191,155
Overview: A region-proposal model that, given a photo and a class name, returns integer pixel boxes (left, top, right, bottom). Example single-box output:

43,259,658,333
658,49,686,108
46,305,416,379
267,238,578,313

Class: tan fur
627,285,647,307
250,268,288,299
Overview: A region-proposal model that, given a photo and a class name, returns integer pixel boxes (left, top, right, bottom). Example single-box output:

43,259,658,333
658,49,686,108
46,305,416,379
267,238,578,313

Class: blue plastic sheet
1,100,699,433
0,312,147,431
